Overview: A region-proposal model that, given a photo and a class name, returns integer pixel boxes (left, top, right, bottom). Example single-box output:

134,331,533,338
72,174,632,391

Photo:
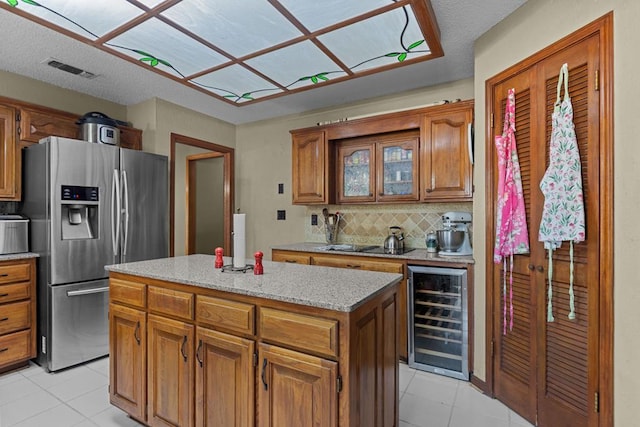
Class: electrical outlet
278,183,284,194
311,214,318,225
277,210,286,220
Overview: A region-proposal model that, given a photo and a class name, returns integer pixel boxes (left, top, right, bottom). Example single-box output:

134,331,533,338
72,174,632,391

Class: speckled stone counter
271,242,475,264
106,254,402,312
0,252,39,262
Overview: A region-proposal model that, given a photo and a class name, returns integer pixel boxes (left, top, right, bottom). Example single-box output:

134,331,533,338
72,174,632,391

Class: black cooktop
363,246,415,255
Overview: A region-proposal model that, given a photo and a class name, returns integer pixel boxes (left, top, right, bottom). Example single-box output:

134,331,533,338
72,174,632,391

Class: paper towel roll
233,213,246,268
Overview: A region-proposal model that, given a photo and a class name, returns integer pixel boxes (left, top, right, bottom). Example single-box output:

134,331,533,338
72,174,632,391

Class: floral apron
538,63,586,322
494,88,529,334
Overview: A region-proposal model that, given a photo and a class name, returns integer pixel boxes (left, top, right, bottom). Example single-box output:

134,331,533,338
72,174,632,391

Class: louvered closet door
491,69,543,424
535,35,600,427
490,34,601,427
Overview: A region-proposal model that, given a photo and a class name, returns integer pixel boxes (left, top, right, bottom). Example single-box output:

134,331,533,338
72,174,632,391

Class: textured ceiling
0,0,526,125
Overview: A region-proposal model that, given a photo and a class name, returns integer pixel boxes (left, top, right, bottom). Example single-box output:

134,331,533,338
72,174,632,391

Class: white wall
474,1,639,424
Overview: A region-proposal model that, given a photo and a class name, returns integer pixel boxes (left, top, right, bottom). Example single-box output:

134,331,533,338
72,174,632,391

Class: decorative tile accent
306,203,473,249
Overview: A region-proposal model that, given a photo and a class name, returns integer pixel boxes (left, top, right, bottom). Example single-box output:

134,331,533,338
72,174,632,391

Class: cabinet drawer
272,251,311,265
0,300,31,335
110,278,146,308
197,296,255,336
311,254,404,274
0,282,30,304
148,286,194,320
259,307,338,358
0,262,31,285
0,329,31,367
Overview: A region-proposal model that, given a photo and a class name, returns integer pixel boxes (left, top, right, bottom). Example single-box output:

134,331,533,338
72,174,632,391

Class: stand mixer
439,211,473,256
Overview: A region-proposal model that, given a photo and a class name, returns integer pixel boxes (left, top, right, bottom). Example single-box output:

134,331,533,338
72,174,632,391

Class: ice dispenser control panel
61,185,99,202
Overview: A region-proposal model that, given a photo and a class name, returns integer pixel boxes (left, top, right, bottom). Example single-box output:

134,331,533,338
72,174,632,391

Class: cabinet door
292,130,330,204
120,126,142,150
109,304,146,422
195,327,254,427
271,250,311,265
377,136,419,202
18,106,78,143
148,314,194,427
421,107,473,200
257,343,337,427
0,105,17,199
337,143,375,203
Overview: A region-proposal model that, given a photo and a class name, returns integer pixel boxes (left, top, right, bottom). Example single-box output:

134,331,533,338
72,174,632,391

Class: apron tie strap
509,254,514,331
547,248,555,322
503,258,507,335
568,241,576,320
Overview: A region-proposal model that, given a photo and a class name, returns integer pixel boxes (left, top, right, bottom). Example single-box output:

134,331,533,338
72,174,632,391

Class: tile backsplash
306,202,473,249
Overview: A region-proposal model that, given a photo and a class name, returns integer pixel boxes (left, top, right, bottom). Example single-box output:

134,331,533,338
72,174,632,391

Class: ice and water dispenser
60,185,99,240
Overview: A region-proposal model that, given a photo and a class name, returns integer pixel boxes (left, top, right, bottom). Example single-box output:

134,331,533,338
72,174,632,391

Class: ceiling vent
44,58,97,79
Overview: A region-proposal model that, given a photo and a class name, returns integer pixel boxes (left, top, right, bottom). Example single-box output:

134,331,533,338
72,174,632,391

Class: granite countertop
0,252,40,262
106,254,402,313
271,242,475,265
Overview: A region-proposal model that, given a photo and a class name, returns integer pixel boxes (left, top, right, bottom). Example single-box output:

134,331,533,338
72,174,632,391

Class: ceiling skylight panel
161,0,303,58
318,7,430,73
10,0,142,40
191,64,282,102
245,40,347,89
278,0,391,32
107,17,228,79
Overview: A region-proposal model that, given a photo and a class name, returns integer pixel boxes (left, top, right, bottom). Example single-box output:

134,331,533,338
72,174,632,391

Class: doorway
170,133,234,257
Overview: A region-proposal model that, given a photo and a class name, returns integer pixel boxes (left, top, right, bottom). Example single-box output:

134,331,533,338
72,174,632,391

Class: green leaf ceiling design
4,0,442,106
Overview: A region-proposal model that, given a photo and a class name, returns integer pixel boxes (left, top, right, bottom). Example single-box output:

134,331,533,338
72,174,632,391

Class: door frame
483,12,613,425
185,152,224,254
170,133,234,256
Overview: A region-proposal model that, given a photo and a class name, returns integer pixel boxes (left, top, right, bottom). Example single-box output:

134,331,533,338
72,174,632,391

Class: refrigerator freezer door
49,138,119,284
48,280,110,371
120,148,168,263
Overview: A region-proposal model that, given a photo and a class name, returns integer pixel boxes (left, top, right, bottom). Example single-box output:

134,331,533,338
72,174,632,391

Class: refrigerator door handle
66,286,110,297
122,170,130,256
112,169,121,256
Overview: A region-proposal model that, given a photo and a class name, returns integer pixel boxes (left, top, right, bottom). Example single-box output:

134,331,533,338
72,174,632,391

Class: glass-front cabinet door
337,143,375,203
377,136,419,202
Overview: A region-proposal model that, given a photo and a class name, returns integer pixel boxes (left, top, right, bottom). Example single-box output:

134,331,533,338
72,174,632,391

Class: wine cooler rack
408,265,468,380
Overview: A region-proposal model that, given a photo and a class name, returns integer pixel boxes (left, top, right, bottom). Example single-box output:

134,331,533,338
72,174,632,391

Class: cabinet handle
284,260,298,263
0,274,8,277
369,193,373,197
0,293,8,298
346,264,361,269
379,192,384,197
181,336,188,362
0,317,8,322
134,321,141,345
0,348,7,353
536,265,544,273
196,339,203,368
425,188,433,193
261,358,268,391
528,264,535,271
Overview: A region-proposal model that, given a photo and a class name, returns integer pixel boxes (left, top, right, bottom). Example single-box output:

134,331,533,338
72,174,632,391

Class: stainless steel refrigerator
22,136,168,371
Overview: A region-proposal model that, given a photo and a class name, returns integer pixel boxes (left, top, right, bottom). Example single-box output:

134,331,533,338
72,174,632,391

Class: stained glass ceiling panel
2,0,443,107
161,0,303,58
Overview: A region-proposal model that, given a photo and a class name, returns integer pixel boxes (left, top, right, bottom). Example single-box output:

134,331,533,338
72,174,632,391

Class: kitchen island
106,254,402,427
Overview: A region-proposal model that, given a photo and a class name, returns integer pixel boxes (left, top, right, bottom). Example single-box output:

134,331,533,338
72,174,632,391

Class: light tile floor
0,358,534,427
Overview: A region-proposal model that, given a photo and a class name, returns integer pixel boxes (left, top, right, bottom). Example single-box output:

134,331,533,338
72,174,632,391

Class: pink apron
494,88,530,334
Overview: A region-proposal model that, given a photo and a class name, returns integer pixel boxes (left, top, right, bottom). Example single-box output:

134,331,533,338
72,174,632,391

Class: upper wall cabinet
291,129,333,205
420,105,473,201
0,96,143,201
291,100,474,205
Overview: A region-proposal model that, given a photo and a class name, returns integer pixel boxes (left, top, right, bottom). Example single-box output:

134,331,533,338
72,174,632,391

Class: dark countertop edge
271,243,475,265
0,252,40,261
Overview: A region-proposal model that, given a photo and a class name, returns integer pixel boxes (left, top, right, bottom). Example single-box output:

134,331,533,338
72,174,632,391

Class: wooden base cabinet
258,343,337,427
195,327,254,427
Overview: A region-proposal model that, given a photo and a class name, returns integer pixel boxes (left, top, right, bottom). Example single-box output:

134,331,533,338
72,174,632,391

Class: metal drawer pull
196,339,203,367
261,358,268,390
0,317,8,322
346,264,361,269
181,336,188,361
134,321,141,345
0,348,8,353
285,260,298,263
0,274,8,277
67,286,109,297
0,293,8,297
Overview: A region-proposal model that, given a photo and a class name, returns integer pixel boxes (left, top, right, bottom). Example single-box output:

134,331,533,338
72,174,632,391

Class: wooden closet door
534,35,601,427
489,32,603,427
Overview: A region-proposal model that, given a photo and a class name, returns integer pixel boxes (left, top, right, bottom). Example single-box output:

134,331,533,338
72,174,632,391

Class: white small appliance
439,211,473,256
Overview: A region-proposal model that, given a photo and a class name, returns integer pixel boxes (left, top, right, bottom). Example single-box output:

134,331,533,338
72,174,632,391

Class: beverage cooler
407,265,469,380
